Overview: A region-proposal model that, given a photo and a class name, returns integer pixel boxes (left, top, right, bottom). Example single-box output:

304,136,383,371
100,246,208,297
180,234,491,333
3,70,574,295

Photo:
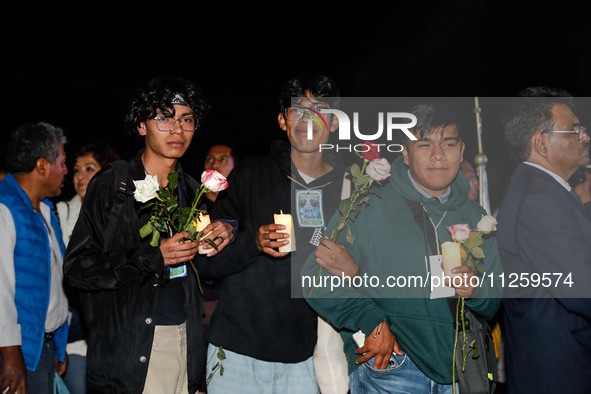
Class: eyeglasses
152,116,197,132
284,106,328,121
549,126,587,141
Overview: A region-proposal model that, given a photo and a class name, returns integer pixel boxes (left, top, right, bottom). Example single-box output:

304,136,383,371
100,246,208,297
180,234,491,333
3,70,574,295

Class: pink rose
201,169,228,192
366,158,391,181
447,223,470,242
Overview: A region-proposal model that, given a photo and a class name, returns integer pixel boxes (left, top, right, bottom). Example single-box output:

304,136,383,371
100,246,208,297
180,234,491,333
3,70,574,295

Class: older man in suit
498,86,591,393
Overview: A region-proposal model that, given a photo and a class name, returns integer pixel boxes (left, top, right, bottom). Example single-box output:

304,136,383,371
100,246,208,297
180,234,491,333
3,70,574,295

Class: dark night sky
3,1,591,210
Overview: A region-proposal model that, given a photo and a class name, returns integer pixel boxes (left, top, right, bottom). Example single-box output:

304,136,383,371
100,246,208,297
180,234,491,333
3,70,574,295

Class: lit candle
273,211,295,253
441,241,462,278
194,213,212,254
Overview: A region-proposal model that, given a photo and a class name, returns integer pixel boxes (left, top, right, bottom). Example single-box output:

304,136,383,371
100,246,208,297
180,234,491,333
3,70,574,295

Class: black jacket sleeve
64,166,165,290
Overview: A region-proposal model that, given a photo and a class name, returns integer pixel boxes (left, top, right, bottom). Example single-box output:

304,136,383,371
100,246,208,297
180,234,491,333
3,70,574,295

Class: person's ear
35,157,50,177
402,144,410,166
531,132,548,157
460,141,466,162
278,113,287,132
137,121,147,136
328,113,339,133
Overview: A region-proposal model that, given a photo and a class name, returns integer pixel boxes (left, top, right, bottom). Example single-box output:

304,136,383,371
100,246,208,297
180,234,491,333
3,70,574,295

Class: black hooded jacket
199,139,346,363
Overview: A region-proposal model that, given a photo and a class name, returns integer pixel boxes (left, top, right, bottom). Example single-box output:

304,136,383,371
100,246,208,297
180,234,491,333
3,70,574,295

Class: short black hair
503,86,575,162
125,76,210,135
6,122,67,174
401,103,460,146
203,143,238,164
279,74,340,112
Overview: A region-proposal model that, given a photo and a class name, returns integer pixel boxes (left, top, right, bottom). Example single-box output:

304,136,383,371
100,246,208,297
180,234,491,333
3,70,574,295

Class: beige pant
143,322,188,394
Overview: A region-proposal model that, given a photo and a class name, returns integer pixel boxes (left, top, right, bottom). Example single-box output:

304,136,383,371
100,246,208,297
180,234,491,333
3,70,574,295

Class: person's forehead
75,153,99,165
208,145,232,157
418,124,459,139
551,103,579,126
157,104,194,116
293,95,330,108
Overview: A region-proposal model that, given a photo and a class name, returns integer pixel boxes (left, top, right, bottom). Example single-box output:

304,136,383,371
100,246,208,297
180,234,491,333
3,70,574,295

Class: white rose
133,174,160,203
201,170,229,192
477,214,497,234
366,158,391,181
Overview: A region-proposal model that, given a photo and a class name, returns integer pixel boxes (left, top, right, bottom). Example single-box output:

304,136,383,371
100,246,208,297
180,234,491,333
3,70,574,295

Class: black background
3,1,591,211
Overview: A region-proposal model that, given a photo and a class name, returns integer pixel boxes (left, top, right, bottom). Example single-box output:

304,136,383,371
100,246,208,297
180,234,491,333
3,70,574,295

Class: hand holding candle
194,213,212,254
273,211,296,253
441,241,462,279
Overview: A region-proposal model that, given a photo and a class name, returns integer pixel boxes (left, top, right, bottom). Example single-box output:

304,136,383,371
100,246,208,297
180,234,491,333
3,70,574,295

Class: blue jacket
0,173,68,370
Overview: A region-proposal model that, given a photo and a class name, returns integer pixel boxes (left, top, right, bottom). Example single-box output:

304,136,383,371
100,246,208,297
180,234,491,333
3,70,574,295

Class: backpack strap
403,198,459,318
104,161,130,252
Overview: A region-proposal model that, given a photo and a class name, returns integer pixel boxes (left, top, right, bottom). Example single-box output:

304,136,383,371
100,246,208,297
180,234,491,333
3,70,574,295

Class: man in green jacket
303,103,502,393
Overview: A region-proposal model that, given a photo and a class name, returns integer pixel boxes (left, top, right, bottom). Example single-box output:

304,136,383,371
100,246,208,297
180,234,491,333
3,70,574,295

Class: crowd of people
0,74,590,394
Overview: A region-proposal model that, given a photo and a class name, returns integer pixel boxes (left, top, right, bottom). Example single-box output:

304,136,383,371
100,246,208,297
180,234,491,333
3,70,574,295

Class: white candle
441,241,462,278
274,211,296,253
194,213,212,254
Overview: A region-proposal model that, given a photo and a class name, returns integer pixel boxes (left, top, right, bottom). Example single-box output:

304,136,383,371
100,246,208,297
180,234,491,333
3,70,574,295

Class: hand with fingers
160,231,199,266
0,346,28,394
199,220,235,257
315,237,359,277
256,223,290,258
355,321,403,370
444,265,477,299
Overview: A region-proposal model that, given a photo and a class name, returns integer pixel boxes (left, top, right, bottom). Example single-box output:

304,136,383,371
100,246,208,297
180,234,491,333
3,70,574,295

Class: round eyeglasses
549,126,587,141
152,116,197,132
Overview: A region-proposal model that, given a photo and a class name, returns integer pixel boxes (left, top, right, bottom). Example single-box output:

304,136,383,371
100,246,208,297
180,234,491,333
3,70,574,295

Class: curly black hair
125,76,210,135
278,74,340,112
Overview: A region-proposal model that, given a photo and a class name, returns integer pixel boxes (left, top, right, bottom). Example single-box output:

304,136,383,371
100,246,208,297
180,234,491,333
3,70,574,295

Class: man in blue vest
0,122,70,394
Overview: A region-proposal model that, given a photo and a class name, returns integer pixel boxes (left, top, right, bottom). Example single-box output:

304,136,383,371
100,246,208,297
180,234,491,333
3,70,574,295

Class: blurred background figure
202,144,236,208
461,159,479,201
56,141,120,394
57,142,121,245
199,143,235,394
570,164,591,215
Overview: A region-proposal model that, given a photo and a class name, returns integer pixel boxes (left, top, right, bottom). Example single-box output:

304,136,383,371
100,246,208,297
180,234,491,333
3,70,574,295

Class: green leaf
158,188,171,199
338,198,352,215
217,346,226,360
350,163,361,178
153,218,168,233
470,246,485,259
165,196,178,214
353,174,369,187
470,340,480,359
346,227,355,244
149,230,160,247
139,222,154,238
202,237,219,251
186,223,197,238
168,170,179,190
188,230,203,242
465,231,483,249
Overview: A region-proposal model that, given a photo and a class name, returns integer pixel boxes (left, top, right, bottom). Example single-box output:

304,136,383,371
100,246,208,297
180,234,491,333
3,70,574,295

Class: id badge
296,190,324,228
169,264,187,280
427,255,455,299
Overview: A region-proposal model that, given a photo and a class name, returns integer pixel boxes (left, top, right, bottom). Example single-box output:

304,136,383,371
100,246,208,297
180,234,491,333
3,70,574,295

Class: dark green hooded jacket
303,156,502,384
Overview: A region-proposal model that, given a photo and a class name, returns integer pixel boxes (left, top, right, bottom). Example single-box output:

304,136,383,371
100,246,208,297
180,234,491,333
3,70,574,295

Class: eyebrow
416,136,460,142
